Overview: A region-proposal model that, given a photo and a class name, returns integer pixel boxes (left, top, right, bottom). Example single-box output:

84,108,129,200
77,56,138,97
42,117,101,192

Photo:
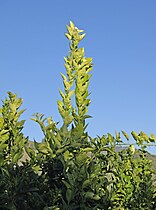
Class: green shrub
0,21,156,210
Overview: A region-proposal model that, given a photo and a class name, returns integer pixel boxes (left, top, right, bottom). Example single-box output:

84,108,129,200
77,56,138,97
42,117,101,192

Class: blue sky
0,1,156,154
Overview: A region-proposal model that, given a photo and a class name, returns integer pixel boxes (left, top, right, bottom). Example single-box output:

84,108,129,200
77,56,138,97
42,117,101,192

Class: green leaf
149,133,156,142
121,130,129,140
25,146,35,159
76,152,88,165
62,180,72,189
85,191,100,201
59,89,65,99
0,118,4,127
129,145,135,155
83,147,94,152
83,115,92,119
64,150,73,161
66,188,72,204
0,155,4,166
14,98,23,109
68,89,75,98
16,109,25,118
82,179,90,189
12,151,23,163
71,124,84,140
79,34,86,40
65,33,72,40
131,131,139,141
139,131,150,142
10,103,16,112
56,147,67,155
70,21,75,29
34,141,49,154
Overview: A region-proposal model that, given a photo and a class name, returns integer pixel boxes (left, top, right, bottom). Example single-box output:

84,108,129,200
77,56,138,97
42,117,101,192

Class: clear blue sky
0,1,156,154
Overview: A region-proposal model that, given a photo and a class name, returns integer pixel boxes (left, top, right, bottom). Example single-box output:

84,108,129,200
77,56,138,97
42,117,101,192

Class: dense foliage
0,22,156,210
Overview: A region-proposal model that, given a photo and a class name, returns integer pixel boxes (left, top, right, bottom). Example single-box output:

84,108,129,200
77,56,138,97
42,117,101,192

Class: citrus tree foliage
0,22,156,210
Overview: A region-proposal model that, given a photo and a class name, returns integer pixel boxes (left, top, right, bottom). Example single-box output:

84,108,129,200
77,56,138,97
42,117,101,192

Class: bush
0,21,156,210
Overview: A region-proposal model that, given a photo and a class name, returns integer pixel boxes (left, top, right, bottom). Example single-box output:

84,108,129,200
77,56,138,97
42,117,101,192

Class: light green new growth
0,92,27,165
0,21,156,210
57,21,93,127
